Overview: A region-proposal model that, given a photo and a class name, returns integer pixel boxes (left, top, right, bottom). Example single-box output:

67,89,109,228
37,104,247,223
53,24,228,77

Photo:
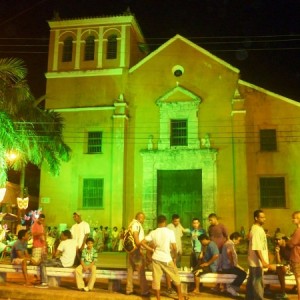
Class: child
75,237,98,292
11,229,32,286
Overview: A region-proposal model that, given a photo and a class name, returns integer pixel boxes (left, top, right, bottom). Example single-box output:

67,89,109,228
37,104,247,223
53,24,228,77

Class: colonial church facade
40,13,300,234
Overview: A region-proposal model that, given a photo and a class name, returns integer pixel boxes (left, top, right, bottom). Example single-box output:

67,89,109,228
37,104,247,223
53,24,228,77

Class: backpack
123,224,140,253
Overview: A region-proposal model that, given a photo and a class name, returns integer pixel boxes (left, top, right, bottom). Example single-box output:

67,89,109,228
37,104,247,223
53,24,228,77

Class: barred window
260,129,277,151
88,131,102,153
83,178,103,208
84,36,95,61
260,177,286,208
62,37,73,62
106,35,117,59
170,119,188,146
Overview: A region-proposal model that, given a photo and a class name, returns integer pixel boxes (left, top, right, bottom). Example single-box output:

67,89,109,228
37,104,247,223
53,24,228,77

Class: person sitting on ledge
192,233,219,295
265,232,291,299
219,232,247,297
11,229,33,286
75,237,97,292
36,230,77,288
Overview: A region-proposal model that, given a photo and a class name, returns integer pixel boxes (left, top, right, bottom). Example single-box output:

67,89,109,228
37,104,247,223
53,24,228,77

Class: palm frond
0,58,31,115
0,58,27,82
0,146,8,186
0,58,72,179
0,111,17,148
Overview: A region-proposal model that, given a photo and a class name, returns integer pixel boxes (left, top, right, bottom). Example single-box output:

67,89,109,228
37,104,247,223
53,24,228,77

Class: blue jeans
40,258,63,284
245,266,264,300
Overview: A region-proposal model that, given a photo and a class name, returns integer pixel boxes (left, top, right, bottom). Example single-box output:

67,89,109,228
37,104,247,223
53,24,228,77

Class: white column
75,28,82,70
97,27,103,68
110,104,128,228
120,25,126,67
52,30,59,71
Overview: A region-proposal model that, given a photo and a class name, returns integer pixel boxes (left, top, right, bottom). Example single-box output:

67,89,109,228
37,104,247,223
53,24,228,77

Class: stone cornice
45,68,123,78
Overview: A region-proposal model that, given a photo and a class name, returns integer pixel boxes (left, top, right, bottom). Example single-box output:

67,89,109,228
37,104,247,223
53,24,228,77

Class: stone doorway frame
141,148,217,230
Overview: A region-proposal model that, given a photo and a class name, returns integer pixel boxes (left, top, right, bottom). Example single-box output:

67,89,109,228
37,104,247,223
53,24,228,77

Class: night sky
0,0,299,100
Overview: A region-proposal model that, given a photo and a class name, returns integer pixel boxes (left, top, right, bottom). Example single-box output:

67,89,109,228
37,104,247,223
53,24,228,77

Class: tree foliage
0,58,71,185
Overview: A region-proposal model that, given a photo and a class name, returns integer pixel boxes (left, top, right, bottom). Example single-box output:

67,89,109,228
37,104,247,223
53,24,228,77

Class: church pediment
156,86,201,106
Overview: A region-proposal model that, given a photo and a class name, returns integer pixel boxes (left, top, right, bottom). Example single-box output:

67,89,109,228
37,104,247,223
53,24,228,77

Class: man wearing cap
70,212,90,264
31,213,47,265
266,232,291,299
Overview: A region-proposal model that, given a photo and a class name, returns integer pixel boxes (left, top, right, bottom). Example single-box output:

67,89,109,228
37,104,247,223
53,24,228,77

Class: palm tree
0,57,71,191
0,111,19,185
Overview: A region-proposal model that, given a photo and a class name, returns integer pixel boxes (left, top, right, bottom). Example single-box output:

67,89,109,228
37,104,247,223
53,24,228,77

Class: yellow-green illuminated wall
40,15,300,237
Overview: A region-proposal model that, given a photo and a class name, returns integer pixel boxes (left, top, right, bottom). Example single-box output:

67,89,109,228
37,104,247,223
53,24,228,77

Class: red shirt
31,221,45,248
289,227,300,263
208,223,228,251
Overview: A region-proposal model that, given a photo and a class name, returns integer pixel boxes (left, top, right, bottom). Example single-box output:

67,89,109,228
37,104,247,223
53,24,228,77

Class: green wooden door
157,169,202,227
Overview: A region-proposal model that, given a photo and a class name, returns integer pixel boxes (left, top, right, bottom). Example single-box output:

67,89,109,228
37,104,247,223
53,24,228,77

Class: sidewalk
0,275,299,300
0,280,228,300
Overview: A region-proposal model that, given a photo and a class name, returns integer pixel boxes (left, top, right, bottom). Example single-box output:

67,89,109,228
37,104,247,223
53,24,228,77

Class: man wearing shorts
141,215,186,300
125,212,149,296
31,213,46,265
192,233,219,294
11,229,32,286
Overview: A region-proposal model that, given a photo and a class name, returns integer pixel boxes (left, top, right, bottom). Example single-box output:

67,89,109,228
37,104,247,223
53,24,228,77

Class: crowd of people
122,210,300,300
2,209,300,300
45,224,125,253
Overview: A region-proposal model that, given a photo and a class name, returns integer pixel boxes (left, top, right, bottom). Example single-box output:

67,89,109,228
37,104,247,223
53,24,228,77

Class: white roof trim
130,34,239,74
53,106,115,112
239,80,300,106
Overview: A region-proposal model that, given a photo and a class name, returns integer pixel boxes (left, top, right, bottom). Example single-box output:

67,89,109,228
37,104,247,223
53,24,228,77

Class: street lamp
0,188,6,204
0,188,6,214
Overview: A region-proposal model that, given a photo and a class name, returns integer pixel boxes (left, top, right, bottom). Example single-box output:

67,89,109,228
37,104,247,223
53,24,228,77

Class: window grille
62,37,73,62
88,132,102,153
260,177,286,208
84,36,95,61
260,129,277,151
170,119,188,146
106,35,117,59
83,178,103,208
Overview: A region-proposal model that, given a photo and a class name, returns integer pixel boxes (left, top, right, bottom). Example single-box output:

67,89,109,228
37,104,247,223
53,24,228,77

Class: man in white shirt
167,214,187,268
141,215,186,300
36,230,77,288
245,209,270,300
70,212,90,264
